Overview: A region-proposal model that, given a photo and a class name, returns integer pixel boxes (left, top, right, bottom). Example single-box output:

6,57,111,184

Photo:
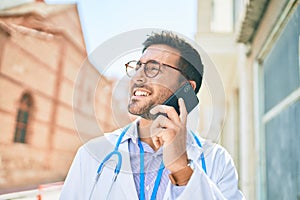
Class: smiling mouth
133,88,152,97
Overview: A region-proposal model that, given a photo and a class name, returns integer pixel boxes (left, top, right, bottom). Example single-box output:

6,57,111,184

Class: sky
45,0,198,52
45,0,198,78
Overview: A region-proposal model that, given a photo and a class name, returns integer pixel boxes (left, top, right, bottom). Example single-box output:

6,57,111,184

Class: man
60,31,245,199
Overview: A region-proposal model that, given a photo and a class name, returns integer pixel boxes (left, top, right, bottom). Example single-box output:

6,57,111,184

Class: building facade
196,0,249,197
237,0,300,199
0,1,116,192
197,0,300,199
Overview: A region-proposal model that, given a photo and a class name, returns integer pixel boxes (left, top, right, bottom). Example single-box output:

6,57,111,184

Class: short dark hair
142,31,204,94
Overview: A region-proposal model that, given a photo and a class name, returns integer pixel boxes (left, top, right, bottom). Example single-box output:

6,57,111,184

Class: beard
128,88,173,120
128,98,154,119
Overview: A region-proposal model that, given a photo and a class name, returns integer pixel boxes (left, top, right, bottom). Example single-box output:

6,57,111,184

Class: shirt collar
115,117,202,150
118,117,140,144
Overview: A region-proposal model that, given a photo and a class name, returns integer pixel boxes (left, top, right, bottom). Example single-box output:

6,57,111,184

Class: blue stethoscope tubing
96,125,131,180
137,138,165,200
89,124,206,199
88,125,131,200
191,132,207,174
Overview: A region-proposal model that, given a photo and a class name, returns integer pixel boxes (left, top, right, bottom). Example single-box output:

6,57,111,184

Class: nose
131,65,147,83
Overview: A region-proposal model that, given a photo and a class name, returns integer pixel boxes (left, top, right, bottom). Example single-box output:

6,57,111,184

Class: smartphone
163,82,199,115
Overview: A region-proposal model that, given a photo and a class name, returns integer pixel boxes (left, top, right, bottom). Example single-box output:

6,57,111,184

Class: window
14,93,33,143
260,5,300,200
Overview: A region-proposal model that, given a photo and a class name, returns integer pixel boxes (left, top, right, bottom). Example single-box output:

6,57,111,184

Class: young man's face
127,44,184,119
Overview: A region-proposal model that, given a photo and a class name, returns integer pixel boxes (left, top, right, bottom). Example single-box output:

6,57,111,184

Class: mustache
131,83,153,93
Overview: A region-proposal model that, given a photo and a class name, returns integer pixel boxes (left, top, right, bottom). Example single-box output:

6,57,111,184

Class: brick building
0,1,116,192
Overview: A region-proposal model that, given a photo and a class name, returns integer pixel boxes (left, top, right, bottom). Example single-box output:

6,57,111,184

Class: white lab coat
60,123,245,200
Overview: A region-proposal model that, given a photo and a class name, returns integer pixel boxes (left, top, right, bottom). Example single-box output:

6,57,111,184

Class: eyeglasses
125,60,183,78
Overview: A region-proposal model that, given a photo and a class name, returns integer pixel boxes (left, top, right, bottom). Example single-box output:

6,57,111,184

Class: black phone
163,82,199,115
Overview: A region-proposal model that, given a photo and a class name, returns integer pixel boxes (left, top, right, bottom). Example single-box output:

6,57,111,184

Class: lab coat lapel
115,139,139,199
163,132,204,200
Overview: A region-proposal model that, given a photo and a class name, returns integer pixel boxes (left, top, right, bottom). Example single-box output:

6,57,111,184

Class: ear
188,80,197,91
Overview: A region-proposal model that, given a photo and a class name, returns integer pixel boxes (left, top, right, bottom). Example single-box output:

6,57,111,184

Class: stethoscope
89,124,207,200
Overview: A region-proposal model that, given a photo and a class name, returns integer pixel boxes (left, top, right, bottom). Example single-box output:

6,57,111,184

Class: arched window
14,93,33,143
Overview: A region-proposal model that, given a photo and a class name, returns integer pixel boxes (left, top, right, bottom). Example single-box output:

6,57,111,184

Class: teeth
135,90,150,96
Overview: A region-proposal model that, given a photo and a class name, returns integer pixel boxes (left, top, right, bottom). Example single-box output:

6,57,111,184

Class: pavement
0,182,62,200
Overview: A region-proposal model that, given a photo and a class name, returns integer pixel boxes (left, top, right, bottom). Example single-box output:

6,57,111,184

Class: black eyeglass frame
125,59,183,78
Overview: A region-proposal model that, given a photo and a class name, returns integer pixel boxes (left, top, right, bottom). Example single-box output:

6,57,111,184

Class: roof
235,0,270,43
0,2,72,18
0,20,54,39
0,2,85,53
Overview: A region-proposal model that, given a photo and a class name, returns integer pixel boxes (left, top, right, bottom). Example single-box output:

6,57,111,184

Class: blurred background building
197,0,300,200
0,0,299,200
0,0,116,194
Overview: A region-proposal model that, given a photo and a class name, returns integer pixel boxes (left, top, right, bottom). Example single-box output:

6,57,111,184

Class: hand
150,98,189,173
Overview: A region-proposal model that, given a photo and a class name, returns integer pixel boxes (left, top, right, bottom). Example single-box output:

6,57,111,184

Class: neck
138,118,158,151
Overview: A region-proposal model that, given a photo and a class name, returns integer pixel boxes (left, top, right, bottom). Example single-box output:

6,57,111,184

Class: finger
151,114,177,134
155,129,177,146
151,129,167,148
151,120,176,146
152,136,162,149
150,105,180,124
178,98,187,123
